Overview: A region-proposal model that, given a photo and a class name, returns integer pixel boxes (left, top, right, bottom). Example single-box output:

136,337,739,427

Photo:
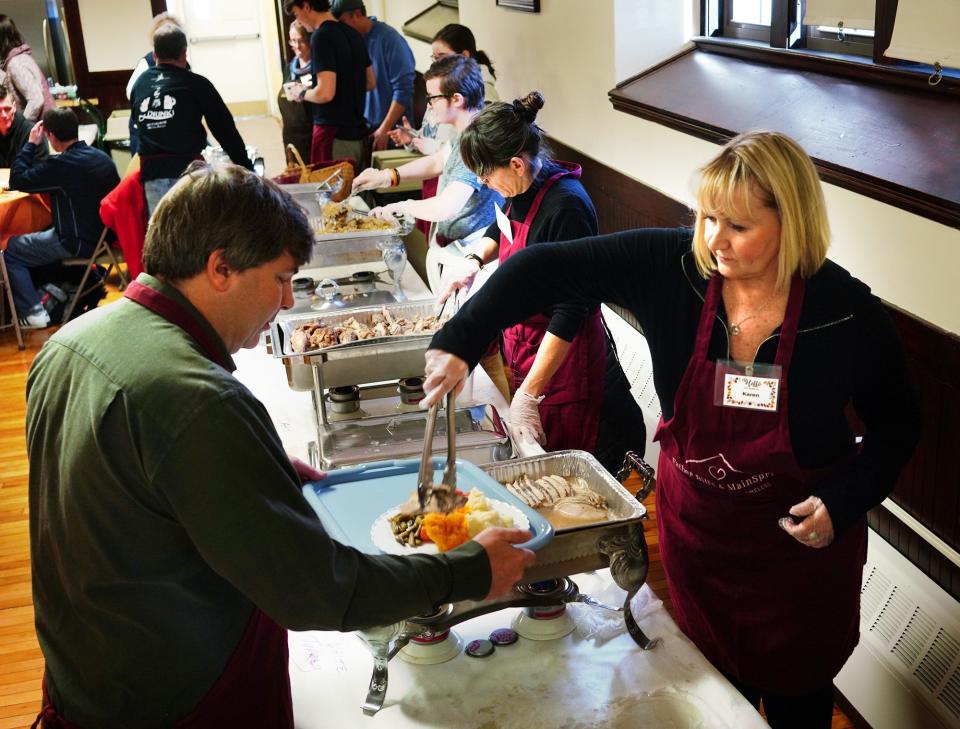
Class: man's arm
365,65,377,92
303,70,336,104
198,78,253,170
9,123,56,192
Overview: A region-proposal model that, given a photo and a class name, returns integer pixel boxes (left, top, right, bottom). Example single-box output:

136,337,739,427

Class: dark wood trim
609,46,960,229
873,0,899,65
151,0,168,15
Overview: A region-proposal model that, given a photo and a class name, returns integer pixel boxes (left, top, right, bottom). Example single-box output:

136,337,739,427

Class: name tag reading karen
714,359,782,412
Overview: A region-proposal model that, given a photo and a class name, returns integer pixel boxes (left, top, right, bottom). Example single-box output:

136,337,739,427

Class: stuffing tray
301,458,554,554
481,450,647,582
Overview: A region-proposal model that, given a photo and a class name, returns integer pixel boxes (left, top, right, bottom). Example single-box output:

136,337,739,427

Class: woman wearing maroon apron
423,131,922,729
439,91,646,475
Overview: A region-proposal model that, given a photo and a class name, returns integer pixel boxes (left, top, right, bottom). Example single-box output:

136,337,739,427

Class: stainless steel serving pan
271,301,442,391
481,450,648,582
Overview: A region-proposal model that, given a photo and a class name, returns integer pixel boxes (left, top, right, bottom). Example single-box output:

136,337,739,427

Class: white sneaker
18,308,51,330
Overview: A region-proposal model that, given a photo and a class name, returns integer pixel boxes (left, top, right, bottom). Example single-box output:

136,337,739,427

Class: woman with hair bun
440,91,646,475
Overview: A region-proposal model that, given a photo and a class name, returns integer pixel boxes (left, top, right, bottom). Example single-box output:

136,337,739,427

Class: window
704,0,958,82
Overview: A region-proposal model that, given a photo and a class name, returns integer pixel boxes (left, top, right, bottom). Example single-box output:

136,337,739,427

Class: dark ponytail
460,91,551,177
432,24,496,80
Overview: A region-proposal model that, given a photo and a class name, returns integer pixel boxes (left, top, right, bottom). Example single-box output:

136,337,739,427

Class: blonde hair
692,130,830,290
148,12,185,41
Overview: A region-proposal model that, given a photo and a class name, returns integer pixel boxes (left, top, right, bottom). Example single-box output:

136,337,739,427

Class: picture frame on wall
496,0,540,12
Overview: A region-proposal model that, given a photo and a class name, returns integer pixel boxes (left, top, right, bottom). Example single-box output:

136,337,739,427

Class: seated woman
438,91,646,474
352,55,503,292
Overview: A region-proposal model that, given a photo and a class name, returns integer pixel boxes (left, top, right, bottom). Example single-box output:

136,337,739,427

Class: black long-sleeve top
11,140,118,256
483,161,599,341
130,64,252,181
432,228,922,535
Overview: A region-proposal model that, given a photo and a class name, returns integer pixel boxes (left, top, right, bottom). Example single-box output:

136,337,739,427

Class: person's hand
287,82,306,102
371,126,390,151
411,136,428,154
437,256,481,304
472,527,536,599
509,390,546,445
387,116,414,146
290,456,326,484
28,121,44,145
369,201,406,220
422,348,469,408
778,495,834,548
352,167,392,193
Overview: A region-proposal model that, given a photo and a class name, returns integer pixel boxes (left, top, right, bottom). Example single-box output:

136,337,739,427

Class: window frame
700,0,959,95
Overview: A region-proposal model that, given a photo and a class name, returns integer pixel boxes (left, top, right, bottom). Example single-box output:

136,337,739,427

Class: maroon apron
654,273,866,695
33,281,293,729
499,162,605,452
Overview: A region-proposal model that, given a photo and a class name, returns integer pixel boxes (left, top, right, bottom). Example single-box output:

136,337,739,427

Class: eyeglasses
425,94,450,106
430,52,453,62
289,39,307,46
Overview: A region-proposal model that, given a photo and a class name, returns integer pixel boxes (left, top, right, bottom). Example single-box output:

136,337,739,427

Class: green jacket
27,274,490,727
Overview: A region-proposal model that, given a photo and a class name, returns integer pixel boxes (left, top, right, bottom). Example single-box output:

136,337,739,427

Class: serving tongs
416,391,458,511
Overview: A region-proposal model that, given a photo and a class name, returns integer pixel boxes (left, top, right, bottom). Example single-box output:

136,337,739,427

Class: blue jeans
144,177,178,217
4,228,73,313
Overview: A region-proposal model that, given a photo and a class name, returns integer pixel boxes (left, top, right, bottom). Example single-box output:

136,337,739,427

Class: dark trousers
726,674,834,729
4,228,72,313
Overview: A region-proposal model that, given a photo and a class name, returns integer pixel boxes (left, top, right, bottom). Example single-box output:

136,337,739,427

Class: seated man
130,23,252,213
25,162,534,727
6,107,119,328
0,83,47,168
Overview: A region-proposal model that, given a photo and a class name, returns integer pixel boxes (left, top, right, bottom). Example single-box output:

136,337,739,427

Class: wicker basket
273,145,354,202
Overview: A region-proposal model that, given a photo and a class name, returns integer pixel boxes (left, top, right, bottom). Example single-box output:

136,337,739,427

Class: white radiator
837,530,960,729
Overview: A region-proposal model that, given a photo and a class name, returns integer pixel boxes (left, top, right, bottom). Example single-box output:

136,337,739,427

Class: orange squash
421,508,471,552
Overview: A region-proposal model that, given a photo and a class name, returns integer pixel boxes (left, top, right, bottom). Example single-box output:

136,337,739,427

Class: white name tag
722,373,780,411
494,203,514,245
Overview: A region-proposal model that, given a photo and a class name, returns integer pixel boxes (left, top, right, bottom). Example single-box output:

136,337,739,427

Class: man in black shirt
284,0,374,165
130,24,252,213
6,108,119,328
0,84,47,167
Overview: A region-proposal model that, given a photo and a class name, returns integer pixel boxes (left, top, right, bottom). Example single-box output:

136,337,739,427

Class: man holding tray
25,162,535,729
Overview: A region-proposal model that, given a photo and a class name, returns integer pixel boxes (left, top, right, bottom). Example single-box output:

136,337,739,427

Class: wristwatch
464,253,484,270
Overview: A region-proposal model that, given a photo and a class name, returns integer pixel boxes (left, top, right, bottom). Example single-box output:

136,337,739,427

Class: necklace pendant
730,323,742,336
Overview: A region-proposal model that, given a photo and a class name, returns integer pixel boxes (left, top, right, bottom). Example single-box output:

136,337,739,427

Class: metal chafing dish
281,183,405,267
309,405,511,470
270,301,441,395
481,450,653,583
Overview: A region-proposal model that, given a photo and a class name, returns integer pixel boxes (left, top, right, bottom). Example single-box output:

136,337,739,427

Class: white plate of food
371,498,528,556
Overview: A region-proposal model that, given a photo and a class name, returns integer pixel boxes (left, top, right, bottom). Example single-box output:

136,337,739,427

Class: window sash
803,0,876,31
885,0,960,68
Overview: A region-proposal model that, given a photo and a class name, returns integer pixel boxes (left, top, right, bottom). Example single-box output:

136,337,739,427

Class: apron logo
672,453,774,494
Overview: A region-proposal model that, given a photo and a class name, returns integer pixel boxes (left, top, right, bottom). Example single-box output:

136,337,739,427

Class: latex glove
290,456,326,484
369,201,407,220
509,390,546,446
437,256,481,304
387,116,415,146
352,167,391,194
778,495,835,548
422,348,469,408
474,527,536,599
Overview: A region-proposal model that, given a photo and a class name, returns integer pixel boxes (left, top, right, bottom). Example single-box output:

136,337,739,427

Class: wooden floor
0,283,853,728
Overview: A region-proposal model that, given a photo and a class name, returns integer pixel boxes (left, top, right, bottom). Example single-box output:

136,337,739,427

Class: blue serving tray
302,458,554,554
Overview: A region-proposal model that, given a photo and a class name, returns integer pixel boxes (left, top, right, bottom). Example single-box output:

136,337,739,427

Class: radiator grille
914,629,960,694
861,564,891,620
893,607,937,669
870,586,913,643
939,667,960,719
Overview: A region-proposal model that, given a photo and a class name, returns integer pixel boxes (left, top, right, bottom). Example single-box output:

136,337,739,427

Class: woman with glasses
435,91,647,474
388,24,498,239
279,20,314,162
352,55,503,279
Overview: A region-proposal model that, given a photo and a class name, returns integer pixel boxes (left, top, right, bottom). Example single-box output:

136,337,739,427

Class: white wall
444,0,960,334
77,0,153,72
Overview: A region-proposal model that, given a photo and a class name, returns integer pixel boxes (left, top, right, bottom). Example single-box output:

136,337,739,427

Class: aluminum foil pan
271,301,443,359
481,450,648,581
